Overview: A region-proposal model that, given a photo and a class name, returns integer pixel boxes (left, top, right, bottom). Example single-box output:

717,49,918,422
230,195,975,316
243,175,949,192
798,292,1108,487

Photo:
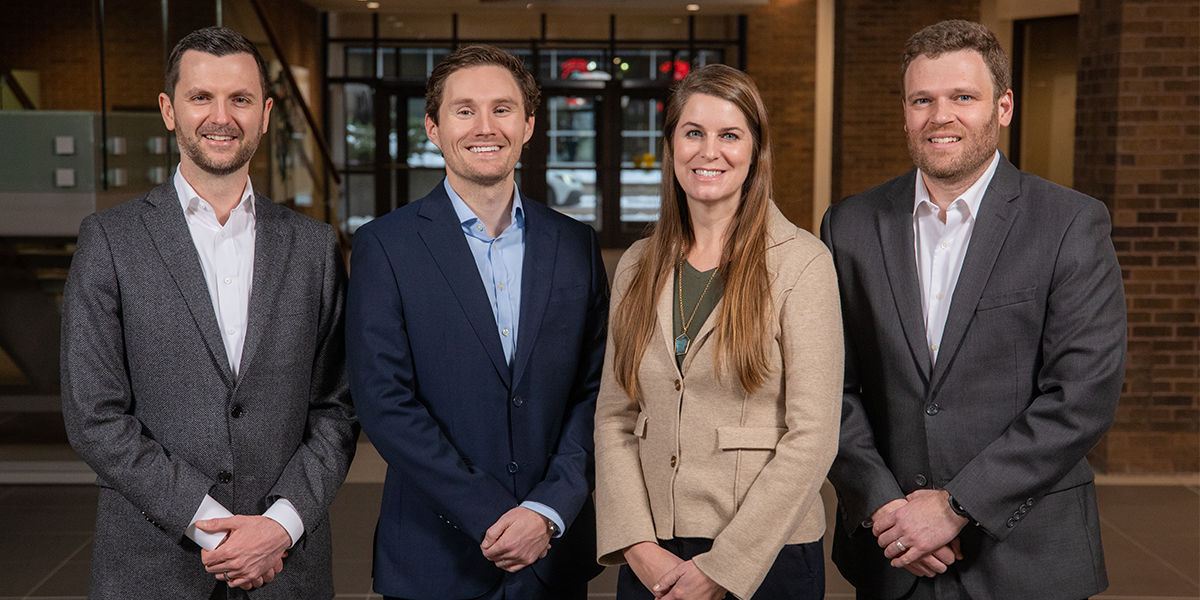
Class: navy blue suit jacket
346,182,607,599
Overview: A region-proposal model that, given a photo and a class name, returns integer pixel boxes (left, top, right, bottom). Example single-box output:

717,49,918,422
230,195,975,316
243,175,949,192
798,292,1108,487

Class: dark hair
901,20,1011,99
424,45,540,125
611,63,776,398
165,26,270,101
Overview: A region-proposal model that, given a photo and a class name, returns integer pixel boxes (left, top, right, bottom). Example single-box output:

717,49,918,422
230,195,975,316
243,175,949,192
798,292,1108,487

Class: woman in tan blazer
594,65,843,600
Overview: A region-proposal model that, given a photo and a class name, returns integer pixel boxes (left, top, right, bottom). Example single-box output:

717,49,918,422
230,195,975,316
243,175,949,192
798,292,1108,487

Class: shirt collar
174,167,256,217
913,150,1001,219
443,178,524,236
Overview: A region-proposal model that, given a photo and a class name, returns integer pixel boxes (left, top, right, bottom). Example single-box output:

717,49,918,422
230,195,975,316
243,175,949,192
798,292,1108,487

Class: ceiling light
366,1,379,7
687,4,700,11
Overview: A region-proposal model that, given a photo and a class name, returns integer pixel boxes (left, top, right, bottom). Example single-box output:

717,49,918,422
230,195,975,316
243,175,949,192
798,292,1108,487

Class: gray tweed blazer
61,181,358,600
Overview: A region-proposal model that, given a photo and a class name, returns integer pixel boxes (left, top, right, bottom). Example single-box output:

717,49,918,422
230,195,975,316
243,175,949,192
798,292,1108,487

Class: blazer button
217,470,233,484
1018,505,1028,515
914,474,927,487
674,379,681,391
507,462,519,474
1027,497,1035,507
1006,518,1016,528
230,405,244,418
512,396,524,407
925,403,940,416
670,455,677,468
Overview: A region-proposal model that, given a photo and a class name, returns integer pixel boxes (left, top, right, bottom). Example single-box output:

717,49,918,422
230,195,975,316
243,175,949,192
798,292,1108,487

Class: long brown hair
611,64,775,400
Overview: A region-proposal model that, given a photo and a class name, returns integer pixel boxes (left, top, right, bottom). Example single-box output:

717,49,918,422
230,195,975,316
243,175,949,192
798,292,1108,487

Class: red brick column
1076,0,1200,474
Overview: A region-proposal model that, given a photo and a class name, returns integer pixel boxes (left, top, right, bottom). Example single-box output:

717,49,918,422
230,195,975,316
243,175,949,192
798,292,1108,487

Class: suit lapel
930,158,1021,391
235,195,293,383
417,187,512,388
876,171,934,382
511,200,557,392
140,183,233,386
656,259,680,375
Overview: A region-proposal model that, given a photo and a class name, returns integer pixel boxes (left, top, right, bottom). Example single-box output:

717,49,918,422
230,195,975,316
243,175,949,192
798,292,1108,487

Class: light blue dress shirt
443,179,564,537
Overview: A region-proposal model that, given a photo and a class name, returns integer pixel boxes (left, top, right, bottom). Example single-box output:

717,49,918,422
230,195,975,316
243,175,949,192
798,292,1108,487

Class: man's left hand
480,507,551,572
199,515,291,589
874,489,968,569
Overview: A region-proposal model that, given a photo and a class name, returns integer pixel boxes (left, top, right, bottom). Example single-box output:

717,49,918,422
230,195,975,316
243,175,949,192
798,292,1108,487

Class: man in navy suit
346,45,607,600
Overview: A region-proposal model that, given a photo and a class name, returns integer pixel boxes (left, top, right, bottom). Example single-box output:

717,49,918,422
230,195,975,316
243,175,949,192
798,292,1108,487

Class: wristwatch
543,515,560,537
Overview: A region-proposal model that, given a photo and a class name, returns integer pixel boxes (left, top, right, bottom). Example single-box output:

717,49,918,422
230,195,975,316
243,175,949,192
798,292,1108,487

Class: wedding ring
223,572,230,582
895,540,907,553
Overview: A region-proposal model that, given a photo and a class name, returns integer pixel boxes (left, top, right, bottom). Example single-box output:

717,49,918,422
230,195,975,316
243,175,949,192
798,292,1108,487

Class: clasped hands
624,541,727,600
481,507,552,572
197,515,292,589
871,489,968,578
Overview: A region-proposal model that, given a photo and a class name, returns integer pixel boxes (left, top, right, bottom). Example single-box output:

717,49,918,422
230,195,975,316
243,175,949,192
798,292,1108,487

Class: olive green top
672,260,725,370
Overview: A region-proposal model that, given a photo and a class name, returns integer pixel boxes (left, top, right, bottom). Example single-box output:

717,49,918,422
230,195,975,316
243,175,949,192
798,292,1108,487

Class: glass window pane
408,168,446,204
621,95,664,223
346,47,374,78
538,49,610,81
343,173,374,233
406,97,442,168
344,84,374,167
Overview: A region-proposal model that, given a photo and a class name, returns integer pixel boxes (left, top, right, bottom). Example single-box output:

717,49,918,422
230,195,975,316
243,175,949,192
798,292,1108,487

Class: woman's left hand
651,559,727,600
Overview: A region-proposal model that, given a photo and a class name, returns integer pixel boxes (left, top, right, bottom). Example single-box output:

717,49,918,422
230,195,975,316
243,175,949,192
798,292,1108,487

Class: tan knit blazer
594,204,843,600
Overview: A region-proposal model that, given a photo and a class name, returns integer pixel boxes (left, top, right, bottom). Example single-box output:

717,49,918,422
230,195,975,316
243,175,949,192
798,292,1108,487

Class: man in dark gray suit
821,20,1126,600
61,27,357,599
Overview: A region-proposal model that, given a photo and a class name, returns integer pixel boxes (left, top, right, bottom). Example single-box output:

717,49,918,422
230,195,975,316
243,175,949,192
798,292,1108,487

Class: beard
907,108,1000,187
176,124,263,177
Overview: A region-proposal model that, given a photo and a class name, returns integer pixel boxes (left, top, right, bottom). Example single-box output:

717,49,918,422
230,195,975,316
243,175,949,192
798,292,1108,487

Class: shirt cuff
263,498,305,548
520,501,564,538
186,494,234,551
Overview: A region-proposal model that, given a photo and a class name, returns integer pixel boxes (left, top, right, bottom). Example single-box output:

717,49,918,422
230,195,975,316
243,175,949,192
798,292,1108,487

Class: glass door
376,86,445,219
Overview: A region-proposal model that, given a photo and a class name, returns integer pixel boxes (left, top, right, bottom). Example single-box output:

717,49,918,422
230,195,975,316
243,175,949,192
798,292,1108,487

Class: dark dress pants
617,537,825,600
384,564,586,600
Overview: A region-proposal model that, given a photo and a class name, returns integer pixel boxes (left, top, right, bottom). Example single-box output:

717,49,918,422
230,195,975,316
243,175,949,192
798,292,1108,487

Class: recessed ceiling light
366,1,379,7
687,4,700,11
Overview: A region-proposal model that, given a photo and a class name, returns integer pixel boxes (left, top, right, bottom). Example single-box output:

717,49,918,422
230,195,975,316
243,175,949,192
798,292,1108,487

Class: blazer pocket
634,413,648,439
550,283,588,303
977,286,1037,311
717,426,787,450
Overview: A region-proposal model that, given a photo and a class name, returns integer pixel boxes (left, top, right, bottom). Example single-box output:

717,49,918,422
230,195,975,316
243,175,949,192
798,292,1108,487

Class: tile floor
1,442,1196,600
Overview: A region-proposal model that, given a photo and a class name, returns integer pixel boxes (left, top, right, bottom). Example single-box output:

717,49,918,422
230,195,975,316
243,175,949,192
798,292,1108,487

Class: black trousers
616,537,825,600
384,565,586,600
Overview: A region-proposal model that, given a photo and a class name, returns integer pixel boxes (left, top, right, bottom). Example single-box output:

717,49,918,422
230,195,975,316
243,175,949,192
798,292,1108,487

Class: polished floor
1,441,1197,600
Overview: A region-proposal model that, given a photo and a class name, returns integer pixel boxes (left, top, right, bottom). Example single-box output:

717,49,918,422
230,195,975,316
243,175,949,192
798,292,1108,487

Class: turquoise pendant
674,333,690,356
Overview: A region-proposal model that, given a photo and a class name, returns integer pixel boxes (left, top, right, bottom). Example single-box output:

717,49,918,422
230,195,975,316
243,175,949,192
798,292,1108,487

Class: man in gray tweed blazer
61,27,357,599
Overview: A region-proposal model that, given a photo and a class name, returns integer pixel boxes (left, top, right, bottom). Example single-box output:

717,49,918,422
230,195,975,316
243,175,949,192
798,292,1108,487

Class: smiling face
904,49,1012,189
672,93,755,210
425,65,534,192
158,50,272,179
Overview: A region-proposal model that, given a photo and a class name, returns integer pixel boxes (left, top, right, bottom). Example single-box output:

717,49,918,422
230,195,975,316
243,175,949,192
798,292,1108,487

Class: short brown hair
901,20,1011,99
425,45,540,125
165,26,270,101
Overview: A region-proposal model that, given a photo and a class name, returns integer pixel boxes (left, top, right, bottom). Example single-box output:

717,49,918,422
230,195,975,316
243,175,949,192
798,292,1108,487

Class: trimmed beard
908,108,1000,187
176,125,263,177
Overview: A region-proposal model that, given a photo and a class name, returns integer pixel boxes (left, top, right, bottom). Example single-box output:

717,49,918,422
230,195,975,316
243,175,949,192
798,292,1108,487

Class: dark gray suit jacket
821,157,1126,600
61,182,358,599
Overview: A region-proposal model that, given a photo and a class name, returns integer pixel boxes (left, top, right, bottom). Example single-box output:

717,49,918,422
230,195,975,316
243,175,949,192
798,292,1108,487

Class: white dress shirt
174,169,304,550
913,151,1001,363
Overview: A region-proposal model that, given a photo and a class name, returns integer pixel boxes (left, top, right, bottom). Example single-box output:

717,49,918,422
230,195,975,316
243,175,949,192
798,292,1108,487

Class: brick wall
0,0,101,111
746,0,818,231
1076,0,1200,474
832,0,981,200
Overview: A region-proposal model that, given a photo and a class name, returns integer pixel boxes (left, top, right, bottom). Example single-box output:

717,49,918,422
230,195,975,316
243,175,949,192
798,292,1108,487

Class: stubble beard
177,125,263,177
908,108,1000,188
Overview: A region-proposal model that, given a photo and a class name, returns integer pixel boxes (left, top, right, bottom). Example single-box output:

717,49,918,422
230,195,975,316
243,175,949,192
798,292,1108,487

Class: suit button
217,471,232,484
507,462,519,474
1027,497,1035,507
925,403,940,416
230,405,244,418
1006,518,1015,528
674,379,681,391
670,455,677,468
915,474,927,487
512,396,524,407
1018,505,1028,515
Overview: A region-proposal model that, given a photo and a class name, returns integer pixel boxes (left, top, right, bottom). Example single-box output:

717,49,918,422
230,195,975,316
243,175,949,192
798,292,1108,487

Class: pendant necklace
675,252,718,357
